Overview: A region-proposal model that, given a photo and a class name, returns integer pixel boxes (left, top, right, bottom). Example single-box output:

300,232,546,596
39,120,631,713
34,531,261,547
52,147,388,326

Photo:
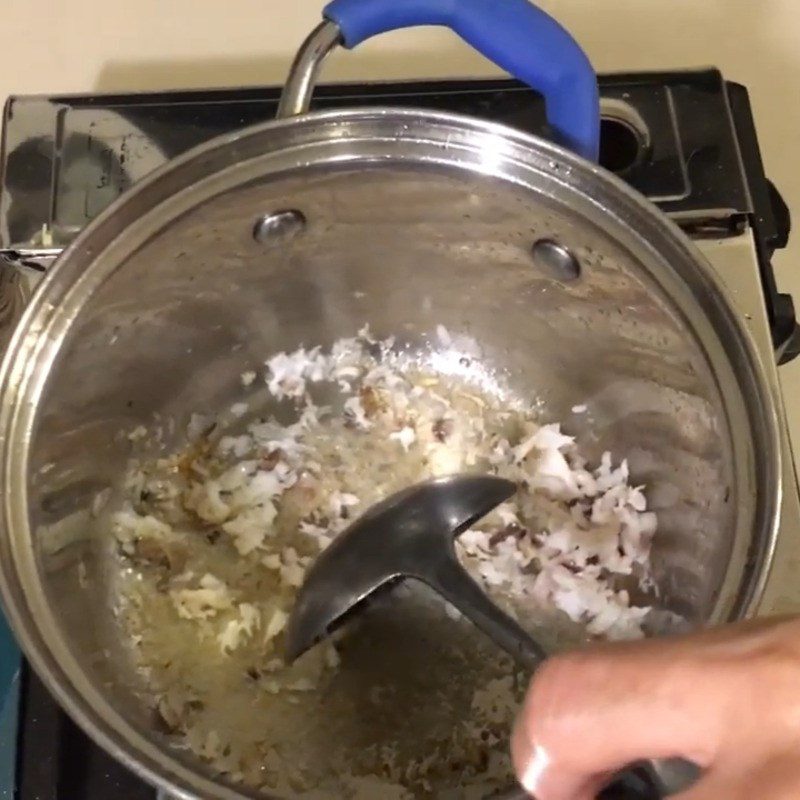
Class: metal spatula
285,475,699,799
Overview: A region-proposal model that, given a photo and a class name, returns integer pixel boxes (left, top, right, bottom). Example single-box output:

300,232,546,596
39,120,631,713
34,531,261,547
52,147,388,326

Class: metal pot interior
0,110,779,798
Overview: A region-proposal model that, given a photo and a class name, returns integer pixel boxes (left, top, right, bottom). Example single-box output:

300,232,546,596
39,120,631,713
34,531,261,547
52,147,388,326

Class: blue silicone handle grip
322,0,600,161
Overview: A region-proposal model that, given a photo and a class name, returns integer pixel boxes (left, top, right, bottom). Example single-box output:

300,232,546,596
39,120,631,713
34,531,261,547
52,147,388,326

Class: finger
511,637,730,799
512,709,606,800
674,751,800,800
511,712,577,800
670,777,729,800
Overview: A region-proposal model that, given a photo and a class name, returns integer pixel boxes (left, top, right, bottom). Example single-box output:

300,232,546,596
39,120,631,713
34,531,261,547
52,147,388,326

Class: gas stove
1,69,800,799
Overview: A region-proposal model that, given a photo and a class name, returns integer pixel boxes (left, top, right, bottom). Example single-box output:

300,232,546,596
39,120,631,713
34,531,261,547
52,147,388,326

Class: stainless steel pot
0,1,782,798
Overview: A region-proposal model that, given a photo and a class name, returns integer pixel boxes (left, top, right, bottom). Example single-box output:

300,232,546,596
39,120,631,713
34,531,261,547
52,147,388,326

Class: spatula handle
427,558,700,800
490,756,696,800
422,554,547,668
489,763,665,799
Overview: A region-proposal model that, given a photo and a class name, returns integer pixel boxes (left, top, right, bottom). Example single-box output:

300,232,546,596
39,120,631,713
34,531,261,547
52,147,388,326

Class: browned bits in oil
177,435,214,479
359,385,384,417
488,524,525,547
260,449,283,471
133,538,188,573
432,417,454,443
134,537,169,567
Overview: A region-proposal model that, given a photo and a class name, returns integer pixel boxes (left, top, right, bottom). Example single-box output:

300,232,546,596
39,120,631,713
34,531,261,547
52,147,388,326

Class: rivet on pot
531,239,581,281
253,210,306,244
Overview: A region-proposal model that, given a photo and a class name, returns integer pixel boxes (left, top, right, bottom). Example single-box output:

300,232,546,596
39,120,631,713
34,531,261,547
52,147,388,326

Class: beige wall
3,0,800,442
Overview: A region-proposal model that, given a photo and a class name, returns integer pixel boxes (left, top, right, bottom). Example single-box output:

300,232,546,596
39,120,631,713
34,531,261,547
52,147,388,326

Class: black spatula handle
488,765,661,800
598,762,665,799
430,557,702,800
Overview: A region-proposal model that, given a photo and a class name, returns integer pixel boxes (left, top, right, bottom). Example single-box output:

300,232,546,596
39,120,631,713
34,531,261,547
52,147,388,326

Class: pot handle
322,0,600,161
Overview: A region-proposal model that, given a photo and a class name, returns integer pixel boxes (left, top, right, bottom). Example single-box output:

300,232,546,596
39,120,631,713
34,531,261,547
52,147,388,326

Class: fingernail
521,744,551,794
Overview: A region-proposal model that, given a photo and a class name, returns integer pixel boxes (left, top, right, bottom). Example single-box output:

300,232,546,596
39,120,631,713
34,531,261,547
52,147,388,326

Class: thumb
510,632,736,800
671,749,800,800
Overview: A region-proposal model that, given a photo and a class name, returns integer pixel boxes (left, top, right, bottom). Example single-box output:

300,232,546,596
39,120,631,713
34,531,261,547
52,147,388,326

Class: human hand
511,616,800,799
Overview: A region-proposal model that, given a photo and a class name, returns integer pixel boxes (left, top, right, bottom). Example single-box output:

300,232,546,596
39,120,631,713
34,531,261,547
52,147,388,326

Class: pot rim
0,106,782,800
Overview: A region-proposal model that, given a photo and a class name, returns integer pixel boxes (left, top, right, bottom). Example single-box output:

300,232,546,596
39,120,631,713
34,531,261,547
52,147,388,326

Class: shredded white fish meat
110,326,659,797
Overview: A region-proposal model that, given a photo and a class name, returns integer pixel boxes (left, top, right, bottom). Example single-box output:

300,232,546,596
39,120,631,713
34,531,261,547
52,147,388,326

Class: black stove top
15,670,154,800
1,68,797,799
1,69,796,361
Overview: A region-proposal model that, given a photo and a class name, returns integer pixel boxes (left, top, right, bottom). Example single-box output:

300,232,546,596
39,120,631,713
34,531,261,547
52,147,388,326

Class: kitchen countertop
3,0,800,447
